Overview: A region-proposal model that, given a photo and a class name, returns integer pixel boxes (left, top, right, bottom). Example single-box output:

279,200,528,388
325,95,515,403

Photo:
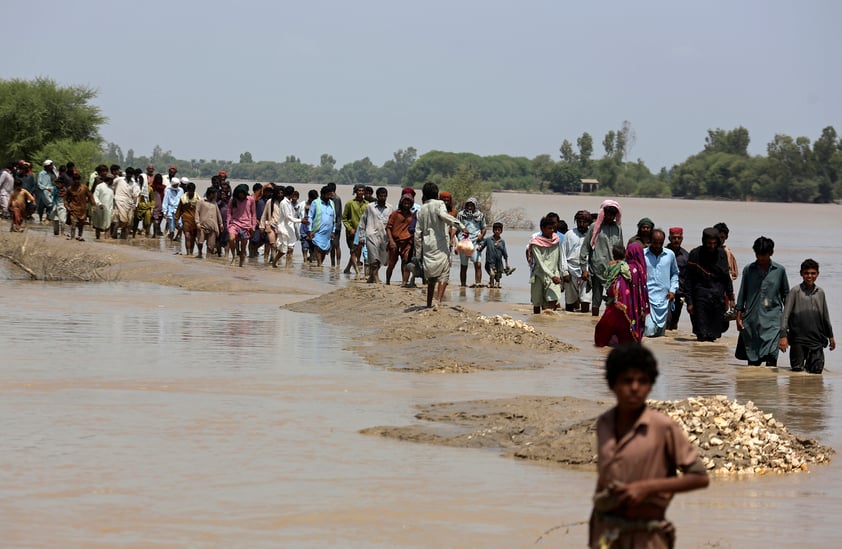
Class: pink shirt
227,195,257,232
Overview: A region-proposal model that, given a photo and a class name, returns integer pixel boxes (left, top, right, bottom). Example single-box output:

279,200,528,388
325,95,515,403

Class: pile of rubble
476,314,537,333
650,396,833,475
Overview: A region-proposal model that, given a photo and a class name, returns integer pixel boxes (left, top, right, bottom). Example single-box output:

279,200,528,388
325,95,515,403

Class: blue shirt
308,198,336,251
644,247,679,328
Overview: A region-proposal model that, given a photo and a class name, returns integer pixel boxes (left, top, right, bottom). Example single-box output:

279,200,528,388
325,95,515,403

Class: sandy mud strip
363,396,606,468
0,230,326,297
362,395,834,475
284,284,577,373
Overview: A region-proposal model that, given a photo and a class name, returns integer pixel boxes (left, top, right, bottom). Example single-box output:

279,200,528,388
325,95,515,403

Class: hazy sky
5,0,841,170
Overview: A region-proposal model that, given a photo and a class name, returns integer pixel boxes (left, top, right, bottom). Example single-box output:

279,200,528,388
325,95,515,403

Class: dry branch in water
0,232,117,281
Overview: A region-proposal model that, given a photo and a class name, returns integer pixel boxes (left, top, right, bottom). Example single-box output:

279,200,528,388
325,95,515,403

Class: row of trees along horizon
3,77,841,204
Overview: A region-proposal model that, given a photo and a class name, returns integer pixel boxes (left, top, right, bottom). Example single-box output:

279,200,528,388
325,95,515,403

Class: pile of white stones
476,314,536,333
650,395,833,475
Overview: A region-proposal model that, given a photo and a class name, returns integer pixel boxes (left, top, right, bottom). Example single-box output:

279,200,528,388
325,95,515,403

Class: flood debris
650,395,833,475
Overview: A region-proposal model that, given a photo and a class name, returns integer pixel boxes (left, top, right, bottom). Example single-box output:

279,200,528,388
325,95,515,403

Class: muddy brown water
1,194,841,547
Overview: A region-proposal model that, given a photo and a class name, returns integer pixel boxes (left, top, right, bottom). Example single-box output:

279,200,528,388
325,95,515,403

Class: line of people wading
3,161,834,373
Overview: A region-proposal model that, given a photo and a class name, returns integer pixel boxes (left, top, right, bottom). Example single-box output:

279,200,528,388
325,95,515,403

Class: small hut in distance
580,178,599,193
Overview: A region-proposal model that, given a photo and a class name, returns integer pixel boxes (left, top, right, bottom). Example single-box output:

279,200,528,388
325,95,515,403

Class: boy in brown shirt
8,180,36,232
590,343,709,548
385,193,414,287
65,173,95,240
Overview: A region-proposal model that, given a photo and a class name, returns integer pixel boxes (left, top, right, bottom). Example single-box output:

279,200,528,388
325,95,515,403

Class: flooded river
1,192,841,548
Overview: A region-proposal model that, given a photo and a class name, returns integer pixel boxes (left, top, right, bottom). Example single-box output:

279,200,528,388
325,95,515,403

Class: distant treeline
3,77,839,203
109,123,841,203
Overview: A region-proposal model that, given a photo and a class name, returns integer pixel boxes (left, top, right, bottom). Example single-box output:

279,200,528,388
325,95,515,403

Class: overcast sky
5,0,841,170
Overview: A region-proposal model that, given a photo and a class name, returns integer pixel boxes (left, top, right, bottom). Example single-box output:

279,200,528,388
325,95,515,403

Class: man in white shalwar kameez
560,210,593,313
414,182,466,308
357,187,393,283
278,185,303,255
92,176,115,239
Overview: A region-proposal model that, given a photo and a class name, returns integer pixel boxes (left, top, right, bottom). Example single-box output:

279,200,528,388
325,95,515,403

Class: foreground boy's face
611,368,652,410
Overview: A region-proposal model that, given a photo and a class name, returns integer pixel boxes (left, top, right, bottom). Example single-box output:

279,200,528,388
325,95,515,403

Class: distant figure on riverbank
594,242,648,347
195,187,222,259
358,187,392,283
476,222,513,289
685,228,734,342
386,193,415,287
529,216,562,314
627,217,654,247
580,200,624,317
590,343,709,549
779,258,836,373
714,222,738,280
736,236,789,366
665,227,689,331
561,210,593,313
7,179,36,232
414,182,465,308
644,229,678,338
457,197,487,288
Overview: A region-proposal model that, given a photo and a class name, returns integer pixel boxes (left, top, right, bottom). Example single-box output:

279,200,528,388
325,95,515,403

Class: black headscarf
688,227,729,279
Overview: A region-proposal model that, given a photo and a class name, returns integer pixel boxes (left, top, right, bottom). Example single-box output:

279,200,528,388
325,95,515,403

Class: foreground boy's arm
610,468,708,506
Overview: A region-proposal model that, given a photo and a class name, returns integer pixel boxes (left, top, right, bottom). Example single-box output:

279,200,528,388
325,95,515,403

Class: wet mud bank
284,284,576,373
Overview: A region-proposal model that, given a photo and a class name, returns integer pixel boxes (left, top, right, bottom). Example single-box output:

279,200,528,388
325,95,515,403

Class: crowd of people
3,158,838,549
2,160,834,373
540,198,834,374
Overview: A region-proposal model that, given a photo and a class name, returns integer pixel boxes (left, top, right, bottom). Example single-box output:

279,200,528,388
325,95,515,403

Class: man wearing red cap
666,227,690,330
166,166,179,185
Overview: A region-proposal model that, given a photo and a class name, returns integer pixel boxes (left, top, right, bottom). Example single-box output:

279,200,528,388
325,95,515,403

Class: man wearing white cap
0,163,14,218
37,160,57,223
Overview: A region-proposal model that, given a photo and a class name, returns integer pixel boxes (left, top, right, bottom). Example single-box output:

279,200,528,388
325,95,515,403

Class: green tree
704,127,750,156
404,151,465,185
240,151,253,163
338,157,378,185
765,134,816,201
105,142,123,164
441,163,492,213
614,128,627,162
618,120,635,161
277,157,313,182
577,132,593,170
547,162,581,193
602,130,615,158
813,126,840,202
0,77,106,162
559,139,577,163
34,138,103,179
531,154,554,192
312,153,337,182
380,146,417,185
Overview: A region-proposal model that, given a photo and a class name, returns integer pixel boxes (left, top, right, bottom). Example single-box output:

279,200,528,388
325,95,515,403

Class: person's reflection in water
785,374,830,436
735,369,831,440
